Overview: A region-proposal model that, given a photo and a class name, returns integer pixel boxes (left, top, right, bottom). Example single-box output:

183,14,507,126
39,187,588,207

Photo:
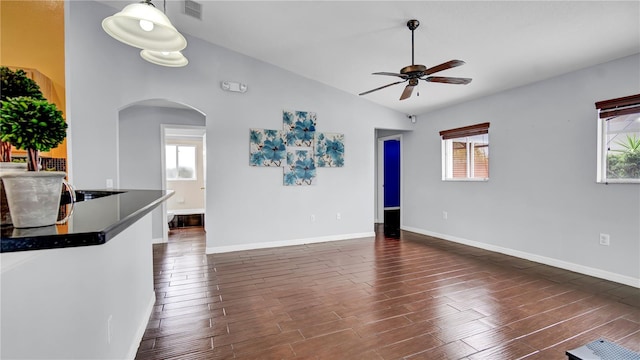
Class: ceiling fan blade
424,60,466,75
399,84,415,100
373,72,409,79
425,76,472,85
359,80,406,96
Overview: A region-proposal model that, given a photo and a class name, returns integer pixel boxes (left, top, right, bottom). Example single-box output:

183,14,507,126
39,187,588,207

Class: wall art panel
315,132,344,167
283,110,316,147
249,128,286,167
284,148,316,186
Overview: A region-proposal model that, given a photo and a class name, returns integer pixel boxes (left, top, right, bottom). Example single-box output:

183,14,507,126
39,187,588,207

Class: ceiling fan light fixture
102,1,187,52
140,49,189,67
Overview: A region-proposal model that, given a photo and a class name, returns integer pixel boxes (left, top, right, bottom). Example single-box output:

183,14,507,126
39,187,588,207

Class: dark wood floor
135,226,639,360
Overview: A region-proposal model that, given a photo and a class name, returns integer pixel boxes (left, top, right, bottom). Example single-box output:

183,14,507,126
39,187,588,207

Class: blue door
383,139,400,237
384,140,400,208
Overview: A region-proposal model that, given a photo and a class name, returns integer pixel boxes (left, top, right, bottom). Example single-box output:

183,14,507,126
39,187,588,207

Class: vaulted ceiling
98,1,640,115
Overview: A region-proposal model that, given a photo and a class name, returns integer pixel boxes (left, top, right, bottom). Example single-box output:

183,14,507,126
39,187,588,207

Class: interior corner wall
65,2,412,254
402,54,640,286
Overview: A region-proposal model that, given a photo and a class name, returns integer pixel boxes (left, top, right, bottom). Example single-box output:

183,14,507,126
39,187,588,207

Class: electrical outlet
599,233,610,246
442,211,448,220
310,214,316,222
336,213,341,220
106,179,113,189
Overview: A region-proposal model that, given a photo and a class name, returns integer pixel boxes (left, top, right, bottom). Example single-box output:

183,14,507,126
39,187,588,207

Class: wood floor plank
406,339,478,359
135,226,640,360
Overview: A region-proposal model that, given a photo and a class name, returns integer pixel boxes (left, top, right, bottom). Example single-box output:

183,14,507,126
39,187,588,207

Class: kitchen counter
1,191,165,359
0,189,173,253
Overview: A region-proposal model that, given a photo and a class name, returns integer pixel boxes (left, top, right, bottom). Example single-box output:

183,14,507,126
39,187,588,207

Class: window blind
439,122,490,140
595,94,640,118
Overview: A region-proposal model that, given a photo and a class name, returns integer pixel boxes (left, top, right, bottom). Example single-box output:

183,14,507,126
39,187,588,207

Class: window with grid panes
440,122,490,181
595,94,640,183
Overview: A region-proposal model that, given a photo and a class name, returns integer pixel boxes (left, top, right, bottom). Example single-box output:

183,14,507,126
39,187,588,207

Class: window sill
442,178,489,182
597,179,640,184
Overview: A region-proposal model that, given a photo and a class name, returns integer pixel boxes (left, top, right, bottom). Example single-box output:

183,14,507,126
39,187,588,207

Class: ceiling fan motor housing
400,64,426,77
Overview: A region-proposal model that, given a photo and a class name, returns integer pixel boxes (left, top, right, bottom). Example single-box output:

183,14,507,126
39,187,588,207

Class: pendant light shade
140,50,189,67
102,1,187,52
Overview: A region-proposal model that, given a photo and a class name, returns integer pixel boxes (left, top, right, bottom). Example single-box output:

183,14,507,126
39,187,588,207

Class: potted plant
0,96,67,171
0,95,69,228
0,66,45,162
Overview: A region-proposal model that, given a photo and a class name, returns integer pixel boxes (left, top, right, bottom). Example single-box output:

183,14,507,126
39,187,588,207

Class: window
166,145,196,180
596,94,640,184
440,122,490,181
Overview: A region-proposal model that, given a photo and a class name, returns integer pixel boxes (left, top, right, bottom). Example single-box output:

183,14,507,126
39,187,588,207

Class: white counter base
1,214,154,359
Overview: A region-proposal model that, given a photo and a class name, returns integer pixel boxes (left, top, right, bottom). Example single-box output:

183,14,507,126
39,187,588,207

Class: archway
117,99,206,243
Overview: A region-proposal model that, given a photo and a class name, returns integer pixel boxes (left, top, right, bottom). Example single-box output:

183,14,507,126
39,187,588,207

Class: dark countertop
1,189,173,253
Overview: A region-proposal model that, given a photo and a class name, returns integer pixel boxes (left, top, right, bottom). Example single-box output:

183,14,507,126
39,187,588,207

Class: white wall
66,2,412,252
403,54,640,286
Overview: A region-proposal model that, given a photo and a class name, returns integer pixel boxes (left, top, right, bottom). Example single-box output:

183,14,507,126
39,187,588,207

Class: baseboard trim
152,237,165,244
206,232,375,254
126,291,156,360
167,208,205,215
402,226,640,288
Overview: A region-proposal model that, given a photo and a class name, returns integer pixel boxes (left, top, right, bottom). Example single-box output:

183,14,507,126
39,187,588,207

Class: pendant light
140,50,189,67
102,0,187,52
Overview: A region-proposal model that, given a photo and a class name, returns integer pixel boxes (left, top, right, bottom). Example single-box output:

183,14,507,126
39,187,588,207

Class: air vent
184,0,202,20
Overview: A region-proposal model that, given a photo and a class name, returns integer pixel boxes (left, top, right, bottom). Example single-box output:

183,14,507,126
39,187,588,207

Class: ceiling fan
359,19,472,101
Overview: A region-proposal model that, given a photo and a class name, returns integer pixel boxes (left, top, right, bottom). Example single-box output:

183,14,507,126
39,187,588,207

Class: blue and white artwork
249,129,286,167
284,149,316,186
251,110,344,185
315,132,344,167
283,110,316,147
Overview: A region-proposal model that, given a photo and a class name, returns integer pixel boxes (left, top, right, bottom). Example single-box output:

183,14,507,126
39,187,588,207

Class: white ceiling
99,1,640,115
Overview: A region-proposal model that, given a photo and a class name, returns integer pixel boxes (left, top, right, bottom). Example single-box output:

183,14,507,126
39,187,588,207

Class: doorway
377,134,402,237
162,125,207,238
117,100,206,243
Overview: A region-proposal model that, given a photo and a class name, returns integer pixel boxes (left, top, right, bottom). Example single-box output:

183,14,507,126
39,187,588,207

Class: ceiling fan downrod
407,19,419,66
400,19,426,76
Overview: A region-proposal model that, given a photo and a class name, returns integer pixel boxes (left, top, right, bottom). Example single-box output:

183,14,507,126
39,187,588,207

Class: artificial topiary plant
0,67,45,101
0,96,67,171
0,66,46,162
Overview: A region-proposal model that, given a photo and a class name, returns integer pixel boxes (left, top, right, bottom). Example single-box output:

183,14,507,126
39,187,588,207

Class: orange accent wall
0,0,67,159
